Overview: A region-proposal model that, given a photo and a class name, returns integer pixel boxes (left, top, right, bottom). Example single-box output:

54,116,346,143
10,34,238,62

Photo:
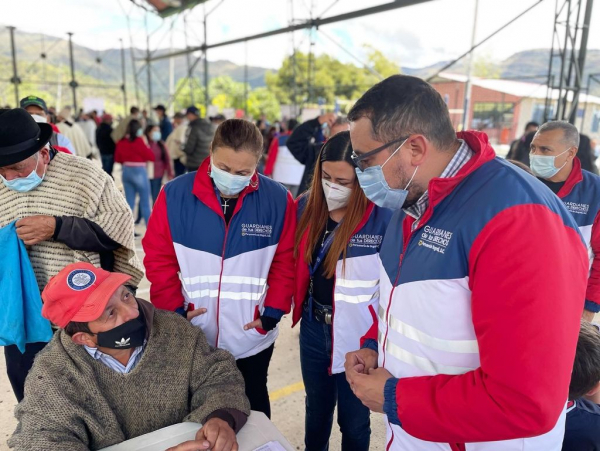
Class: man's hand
348,367,394,413
344,348,378,379
15,215,56,246
318,113,337,128
187,307,207,321
244,318,262,331
583,309,596,322
166,418,238,451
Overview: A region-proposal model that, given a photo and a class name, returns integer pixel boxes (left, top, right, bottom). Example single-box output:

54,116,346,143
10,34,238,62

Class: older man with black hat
8,262,249,451
0,108,143,401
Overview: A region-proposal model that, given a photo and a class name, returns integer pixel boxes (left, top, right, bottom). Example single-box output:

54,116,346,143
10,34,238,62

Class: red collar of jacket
192,157,260,217
414,131,496,228
557,157,583,198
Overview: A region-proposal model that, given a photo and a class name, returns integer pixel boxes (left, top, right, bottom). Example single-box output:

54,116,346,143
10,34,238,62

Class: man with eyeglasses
529,121,600,322
343,75,588,451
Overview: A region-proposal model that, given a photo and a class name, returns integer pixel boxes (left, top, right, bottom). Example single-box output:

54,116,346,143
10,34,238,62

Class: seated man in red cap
8,263,250,451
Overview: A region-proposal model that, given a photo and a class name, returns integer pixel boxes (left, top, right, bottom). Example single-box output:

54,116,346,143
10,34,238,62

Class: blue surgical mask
355,139,418,210
136,128,143,137
151,131,161,142
210,160,253,196
1,155,46,192
530,148,570,179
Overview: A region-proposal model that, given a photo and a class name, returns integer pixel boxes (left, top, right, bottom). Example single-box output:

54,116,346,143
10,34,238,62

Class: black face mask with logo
95,312,146,350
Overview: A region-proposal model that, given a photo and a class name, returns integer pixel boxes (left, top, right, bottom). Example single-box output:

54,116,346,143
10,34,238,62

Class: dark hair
211,119,264,157
348,75,456,150
64,321,92,337
130,106,140,115
295,131,369,278
525,121,539,131
127,119,142,142
287,119,299,132
145,124,166,160
570,321,600,400
174,112,185,119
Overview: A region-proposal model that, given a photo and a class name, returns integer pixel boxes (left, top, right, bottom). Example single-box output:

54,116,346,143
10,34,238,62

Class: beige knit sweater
9,305,251,451
0,151,143,289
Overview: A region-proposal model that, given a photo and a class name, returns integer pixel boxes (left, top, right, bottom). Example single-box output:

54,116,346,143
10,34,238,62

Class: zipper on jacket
381,223,420,368
215,199,243,348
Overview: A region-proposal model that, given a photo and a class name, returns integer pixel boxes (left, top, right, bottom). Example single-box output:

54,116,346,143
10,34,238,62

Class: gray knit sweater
8,305,250,451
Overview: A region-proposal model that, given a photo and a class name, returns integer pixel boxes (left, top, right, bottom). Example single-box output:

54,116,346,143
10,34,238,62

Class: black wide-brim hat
0,108,53,167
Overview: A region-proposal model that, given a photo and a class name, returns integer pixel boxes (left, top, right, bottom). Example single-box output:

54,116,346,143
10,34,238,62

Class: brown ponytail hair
295,131,369,278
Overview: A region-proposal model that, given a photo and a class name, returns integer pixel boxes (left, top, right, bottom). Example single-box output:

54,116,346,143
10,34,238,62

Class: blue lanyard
307,221,340,320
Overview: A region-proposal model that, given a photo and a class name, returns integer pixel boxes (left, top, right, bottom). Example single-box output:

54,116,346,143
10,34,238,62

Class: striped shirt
85,343,146,374
404,139,474,229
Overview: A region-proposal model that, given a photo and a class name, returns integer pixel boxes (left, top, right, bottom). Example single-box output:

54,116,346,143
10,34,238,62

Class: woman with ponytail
293,131,392,451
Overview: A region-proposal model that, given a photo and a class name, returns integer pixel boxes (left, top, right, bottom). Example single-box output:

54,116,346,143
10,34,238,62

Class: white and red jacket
142,158,296,359
362,132,588,451
555,157,600,313
293,199,392,374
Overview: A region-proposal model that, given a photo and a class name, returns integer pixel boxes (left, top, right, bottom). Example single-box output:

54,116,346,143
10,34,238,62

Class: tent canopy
143,0,209,18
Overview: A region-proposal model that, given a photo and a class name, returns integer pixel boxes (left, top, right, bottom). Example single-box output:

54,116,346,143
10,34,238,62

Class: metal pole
120,38,128,115
244,41,248,117
462,0,479,131
145,14,153,110
204,7,209,113
7,26,20,107
183,12,195,106
569,0,594,124
67,32,78,112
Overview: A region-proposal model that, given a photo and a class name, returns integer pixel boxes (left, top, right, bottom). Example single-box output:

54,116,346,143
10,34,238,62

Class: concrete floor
0,228,387,451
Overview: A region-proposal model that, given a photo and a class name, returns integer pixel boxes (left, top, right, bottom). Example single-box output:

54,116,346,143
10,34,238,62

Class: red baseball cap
42,263,132,328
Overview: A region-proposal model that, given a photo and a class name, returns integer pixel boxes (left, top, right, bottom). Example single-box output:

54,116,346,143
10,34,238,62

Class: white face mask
322,179,352,212
30,114,47,124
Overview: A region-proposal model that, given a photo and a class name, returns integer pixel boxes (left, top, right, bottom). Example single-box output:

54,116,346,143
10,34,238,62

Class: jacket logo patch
564,201,589,215
349,234,383,249
241,223,273,238
418,225,453,255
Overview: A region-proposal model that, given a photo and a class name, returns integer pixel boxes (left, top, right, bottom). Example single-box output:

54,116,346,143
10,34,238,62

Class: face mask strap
404,165,419,190
382,138,409,168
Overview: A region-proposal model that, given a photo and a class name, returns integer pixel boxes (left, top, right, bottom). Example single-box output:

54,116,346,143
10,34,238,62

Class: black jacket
184,118,214,171
96,123,116,156
286,118,324,195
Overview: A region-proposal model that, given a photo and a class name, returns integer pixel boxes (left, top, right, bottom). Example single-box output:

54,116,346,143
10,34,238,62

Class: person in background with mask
183,106,214,172
143,119,295,418
0,108,143,402
166,112,188,177
153,104,173,141
9,263,250,451
20,95,76,155
344,75,588,451
530,121,600,321
145,124,173,203
114,120,155,228
293,131,391,451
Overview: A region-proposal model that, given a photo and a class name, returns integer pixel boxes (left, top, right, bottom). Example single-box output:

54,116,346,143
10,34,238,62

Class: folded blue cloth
0,222,53,352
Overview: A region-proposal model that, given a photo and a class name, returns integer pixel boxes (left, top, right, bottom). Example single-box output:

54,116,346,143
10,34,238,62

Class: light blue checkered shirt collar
404,139,474,225
84,341,146,374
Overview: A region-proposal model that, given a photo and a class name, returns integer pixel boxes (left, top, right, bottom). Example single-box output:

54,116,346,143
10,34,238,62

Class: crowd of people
2,74,600,451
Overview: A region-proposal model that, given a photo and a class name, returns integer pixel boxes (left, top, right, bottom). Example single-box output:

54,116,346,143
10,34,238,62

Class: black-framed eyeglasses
351,136,409,171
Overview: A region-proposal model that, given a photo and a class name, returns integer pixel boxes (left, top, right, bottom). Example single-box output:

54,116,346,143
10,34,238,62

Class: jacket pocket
253,306,268,336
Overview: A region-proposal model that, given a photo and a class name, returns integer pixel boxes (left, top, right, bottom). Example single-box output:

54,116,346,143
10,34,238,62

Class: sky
2,0,599,70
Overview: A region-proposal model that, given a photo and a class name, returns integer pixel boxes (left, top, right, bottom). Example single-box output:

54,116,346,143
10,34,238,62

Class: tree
247,88,280,121
265,48,400,106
